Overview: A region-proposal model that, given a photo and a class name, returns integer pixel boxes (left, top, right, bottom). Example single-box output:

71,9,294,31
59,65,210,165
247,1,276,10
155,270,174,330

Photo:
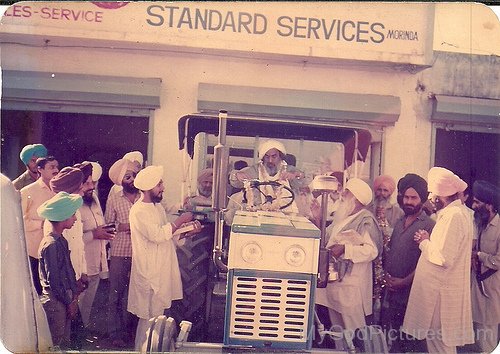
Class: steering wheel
242,180,295,210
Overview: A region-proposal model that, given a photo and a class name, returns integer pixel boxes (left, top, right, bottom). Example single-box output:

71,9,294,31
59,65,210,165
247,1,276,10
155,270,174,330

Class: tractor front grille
227,274,312,344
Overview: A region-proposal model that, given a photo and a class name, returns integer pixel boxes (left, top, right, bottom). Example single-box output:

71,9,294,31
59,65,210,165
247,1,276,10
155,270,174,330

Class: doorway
1,110,149,208
434,128,499,204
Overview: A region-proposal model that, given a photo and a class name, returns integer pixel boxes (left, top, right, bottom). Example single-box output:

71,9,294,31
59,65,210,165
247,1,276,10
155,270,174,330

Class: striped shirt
105,190,139,257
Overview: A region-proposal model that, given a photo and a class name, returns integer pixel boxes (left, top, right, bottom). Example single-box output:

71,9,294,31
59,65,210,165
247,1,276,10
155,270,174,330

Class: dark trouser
381,301,427,353
43,296,71,348
108,256,136,341
29,256,42,295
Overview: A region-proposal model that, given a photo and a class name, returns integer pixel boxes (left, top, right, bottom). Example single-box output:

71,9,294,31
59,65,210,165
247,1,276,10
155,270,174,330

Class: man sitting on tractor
228,139,310,213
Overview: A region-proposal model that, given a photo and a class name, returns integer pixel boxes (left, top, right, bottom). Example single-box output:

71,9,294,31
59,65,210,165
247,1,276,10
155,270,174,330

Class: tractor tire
145,315,177,353
173,223,215,342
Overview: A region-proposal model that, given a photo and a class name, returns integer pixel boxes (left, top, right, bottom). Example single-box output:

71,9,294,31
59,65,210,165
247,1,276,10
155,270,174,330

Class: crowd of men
227,139,499,354
11,141,500,353
14,144,202,351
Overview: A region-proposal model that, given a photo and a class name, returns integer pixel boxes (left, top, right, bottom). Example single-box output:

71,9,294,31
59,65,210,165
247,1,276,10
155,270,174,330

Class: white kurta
127,201,183,319
81,194,109,278
315,209,379,330
402,200,474,347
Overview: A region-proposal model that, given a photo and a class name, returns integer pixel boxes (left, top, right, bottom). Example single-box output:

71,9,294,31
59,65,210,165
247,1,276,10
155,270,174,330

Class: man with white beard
315,178,382,334
184,168,213,208
229,139,310,213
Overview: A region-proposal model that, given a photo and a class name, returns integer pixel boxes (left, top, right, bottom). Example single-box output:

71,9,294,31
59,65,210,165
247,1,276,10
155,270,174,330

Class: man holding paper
315,177,381,332
127,165,202,351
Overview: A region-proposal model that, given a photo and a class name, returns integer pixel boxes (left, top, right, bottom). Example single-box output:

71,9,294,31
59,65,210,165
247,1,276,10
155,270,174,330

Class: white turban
109,158,137,186
123,151,144,166
428,167,467,197
90,162,102,182
258,139,286,159
345,177,373,206
134,165,163,191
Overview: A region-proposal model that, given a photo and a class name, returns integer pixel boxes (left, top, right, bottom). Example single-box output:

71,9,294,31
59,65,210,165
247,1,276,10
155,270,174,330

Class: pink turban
373,175,396,195
109,158,138,186
428,167,467,197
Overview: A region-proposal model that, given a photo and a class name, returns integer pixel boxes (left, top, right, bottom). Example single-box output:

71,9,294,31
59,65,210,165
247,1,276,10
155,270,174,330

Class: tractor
150,110,387,353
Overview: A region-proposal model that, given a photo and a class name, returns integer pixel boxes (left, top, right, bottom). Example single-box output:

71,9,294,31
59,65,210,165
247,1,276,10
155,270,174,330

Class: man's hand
235,171,252,181
330,244,345,259
116,222,130,232
385,273,406,291
67,300,79,319
174,212,194,229
281,171,304,181
414,229,429,244
93,225,115,240
76,274,89,295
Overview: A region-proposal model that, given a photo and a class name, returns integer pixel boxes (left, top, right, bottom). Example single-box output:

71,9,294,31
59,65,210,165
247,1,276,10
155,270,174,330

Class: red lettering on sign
4,5,32,17
34,7,103,22
60,8,71,20
40,7,51,19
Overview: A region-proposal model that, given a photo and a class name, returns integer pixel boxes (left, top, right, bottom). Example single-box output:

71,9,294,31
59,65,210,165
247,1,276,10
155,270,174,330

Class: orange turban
373,175,396,195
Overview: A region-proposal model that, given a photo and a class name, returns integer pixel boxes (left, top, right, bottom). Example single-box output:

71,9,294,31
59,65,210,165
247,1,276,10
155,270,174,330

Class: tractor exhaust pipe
212,110,229,272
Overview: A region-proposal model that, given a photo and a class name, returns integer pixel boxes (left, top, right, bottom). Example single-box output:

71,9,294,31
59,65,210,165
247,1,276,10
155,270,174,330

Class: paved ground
75,279,486,353
79,279,135,352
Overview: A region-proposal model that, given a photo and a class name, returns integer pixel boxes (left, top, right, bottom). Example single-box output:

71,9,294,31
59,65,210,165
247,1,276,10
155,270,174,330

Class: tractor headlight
285,245,306,267
241,242,263,264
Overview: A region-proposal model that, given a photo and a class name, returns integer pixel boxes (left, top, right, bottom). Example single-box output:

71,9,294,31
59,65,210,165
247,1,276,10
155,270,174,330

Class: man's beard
375,195,389,207
332,195,356,225
82,191,94,205
123,182,138,194
474,205,490,229
152,193,163,203
199,186,212,198
403,203,422,216
264,163,278,176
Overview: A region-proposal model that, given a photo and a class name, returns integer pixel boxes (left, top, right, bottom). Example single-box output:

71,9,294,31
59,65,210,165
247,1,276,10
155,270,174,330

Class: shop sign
1,2,434,65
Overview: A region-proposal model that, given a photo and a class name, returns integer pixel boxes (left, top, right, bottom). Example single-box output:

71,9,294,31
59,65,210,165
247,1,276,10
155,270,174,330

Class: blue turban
37,192,83,222
473,180,499,211
19,144,48,165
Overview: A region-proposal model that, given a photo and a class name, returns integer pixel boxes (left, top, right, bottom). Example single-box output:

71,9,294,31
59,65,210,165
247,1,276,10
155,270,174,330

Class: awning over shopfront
1,70,161,117
431,95,500,129
197,83,401,127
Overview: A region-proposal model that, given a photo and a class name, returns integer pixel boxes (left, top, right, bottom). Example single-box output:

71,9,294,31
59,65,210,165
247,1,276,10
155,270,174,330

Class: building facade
1,2,498,206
